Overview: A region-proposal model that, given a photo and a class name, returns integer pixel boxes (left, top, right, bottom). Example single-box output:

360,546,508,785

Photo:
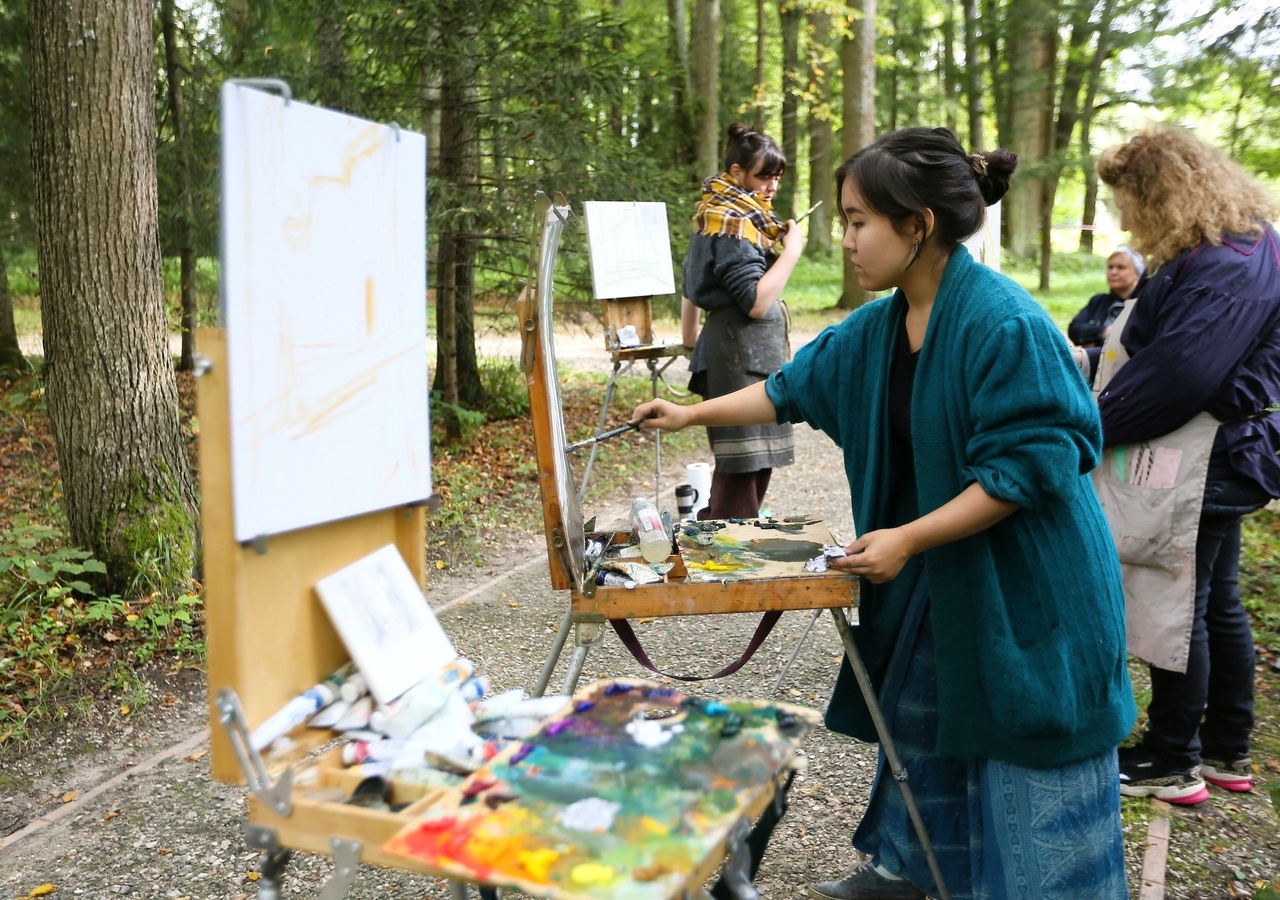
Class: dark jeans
1143,461,1268,769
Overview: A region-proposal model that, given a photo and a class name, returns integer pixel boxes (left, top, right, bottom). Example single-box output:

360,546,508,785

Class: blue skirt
851,591,1128,899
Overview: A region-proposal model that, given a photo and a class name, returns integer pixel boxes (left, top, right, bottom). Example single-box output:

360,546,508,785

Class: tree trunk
0,241,25,373
432,7,486,441
776,1,801,220
1003,0,1052,260
964,0,983,149
159,0,197,373
28,0,196,593
754,0,767,131
837,0,875,309
1077,0,1117,254
941,4,958,134
805,8,835,257
315,0,352,112
690,0,720,178
668,0,696,170
1039,2,1091,290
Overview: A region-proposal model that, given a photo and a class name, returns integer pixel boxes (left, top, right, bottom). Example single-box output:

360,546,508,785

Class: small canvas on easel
583,201,676,299
314,544,456,704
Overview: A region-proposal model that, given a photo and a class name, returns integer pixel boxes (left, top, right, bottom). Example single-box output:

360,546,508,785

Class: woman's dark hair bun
974,148,1018,206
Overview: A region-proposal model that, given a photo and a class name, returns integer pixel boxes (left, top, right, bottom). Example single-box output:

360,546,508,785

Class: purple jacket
1097,224,1280,497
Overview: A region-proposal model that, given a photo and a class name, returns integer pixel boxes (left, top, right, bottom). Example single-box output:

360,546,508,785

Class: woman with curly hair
1093,125,1280,803
638,126,1134,899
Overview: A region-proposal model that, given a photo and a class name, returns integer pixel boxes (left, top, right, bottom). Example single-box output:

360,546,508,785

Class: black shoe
1117,745,1209,805
809,859,926,900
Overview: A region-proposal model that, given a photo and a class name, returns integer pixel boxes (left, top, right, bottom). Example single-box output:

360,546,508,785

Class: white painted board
220,82,430,542
583,201,676,299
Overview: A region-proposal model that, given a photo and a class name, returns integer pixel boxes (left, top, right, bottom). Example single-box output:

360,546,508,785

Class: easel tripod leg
533,602,576,697
560,620,605,695
827,608,951,900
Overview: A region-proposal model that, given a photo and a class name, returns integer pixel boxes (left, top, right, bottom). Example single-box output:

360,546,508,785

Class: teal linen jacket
766,246,1136,769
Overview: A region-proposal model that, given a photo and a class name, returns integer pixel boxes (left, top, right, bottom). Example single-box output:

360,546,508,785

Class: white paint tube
339,672,368,703
331,695,374,732
368,658,474,740
249,661,353,751
308,697,354,729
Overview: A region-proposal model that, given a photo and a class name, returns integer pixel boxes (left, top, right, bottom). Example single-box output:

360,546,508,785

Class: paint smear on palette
677,519,828,583
383,680,817,900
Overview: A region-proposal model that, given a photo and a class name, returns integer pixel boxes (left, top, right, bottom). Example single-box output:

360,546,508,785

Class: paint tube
249,662,353,751
339,671,369,703
458,675,489,704
368,658,474,740
342,737,407,766
331,695,374,731
308,697,354,729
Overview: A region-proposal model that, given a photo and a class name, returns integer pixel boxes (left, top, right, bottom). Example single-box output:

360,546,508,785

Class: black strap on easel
608,611,782,681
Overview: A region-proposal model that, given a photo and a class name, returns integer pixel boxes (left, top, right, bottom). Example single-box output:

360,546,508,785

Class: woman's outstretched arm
632,381,778,431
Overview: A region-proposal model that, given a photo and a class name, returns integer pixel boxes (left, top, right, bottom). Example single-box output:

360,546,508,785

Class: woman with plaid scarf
680,123,805,518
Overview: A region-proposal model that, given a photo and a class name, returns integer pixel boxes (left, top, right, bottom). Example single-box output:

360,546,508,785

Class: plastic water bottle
630,497,670,563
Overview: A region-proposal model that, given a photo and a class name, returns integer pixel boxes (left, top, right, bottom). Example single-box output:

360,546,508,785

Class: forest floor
0,315,1279,898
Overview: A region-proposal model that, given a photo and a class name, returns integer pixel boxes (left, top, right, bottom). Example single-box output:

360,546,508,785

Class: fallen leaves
26,884,55,897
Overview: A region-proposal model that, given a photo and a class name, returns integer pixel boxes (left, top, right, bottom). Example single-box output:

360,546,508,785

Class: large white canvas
583,201,676,299
220,83,430,542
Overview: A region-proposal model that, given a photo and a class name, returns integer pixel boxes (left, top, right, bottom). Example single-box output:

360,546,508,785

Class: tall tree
753,0,767,130
158,0,197,372
805,8,836,257
963,0,984,149
1002,0,1054,258
431,0,487,439
28,0,196,591
668,0,696,169
690,0,720,178
837,0,875,309
0,0,30,373
0,244,22,372
776,1,802,219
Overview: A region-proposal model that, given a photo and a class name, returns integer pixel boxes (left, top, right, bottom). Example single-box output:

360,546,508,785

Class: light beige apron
1090,299,1219,674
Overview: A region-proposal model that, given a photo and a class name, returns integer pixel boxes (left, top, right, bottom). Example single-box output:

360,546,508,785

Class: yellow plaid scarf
692,173,786,251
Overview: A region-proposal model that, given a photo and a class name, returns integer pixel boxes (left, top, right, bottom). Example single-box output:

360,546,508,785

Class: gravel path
3,325,1260,899
0,418,876,899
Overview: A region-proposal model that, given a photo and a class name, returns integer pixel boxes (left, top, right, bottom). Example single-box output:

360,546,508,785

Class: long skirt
851,596,1129,900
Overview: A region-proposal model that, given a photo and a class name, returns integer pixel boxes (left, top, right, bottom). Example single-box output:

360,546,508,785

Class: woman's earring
912,239,920,258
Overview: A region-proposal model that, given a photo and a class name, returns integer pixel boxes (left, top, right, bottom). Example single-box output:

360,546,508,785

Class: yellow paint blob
570,862,615,885
638,815,671,837
517,848,560,881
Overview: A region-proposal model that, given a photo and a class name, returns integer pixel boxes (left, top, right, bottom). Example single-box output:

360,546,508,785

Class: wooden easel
199,328,428,786
520,194,952,899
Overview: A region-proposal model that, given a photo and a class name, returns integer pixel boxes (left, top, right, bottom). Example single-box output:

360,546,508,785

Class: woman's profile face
1106,253,1140,297
839,180,915,293
731,159,782,202
1111,189,1134,233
